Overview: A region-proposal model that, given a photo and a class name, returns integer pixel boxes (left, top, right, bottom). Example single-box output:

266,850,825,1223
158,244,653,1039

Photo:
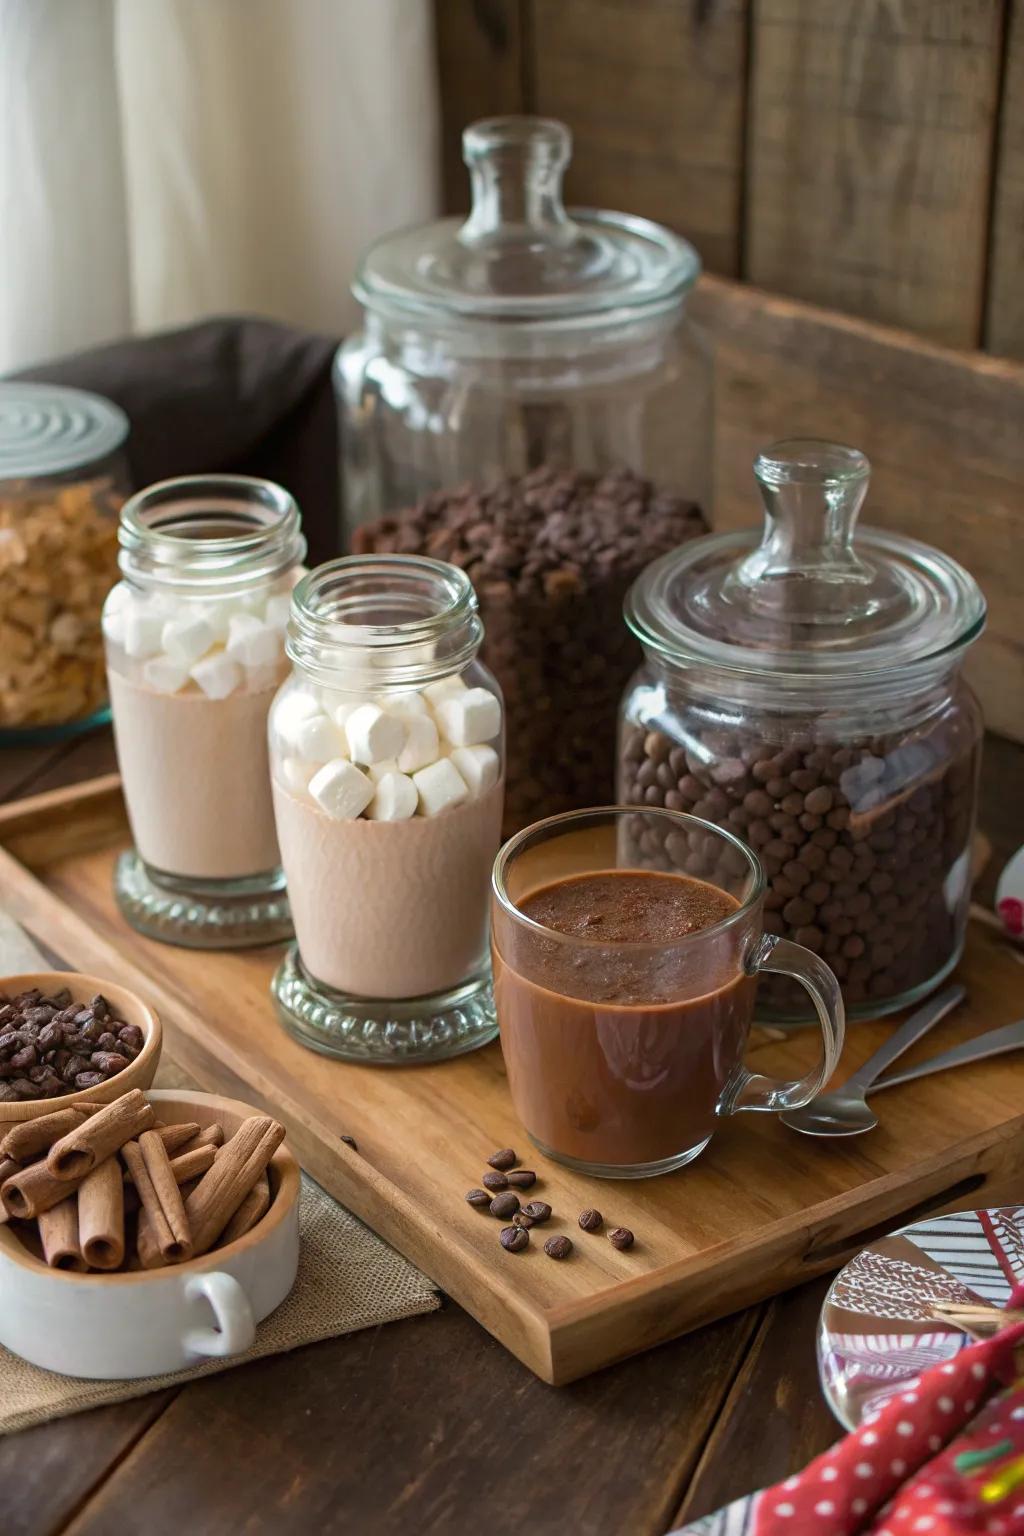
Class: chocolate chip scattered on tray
543,1235,573,1261
522,1201,552,1224
609,1227,635,1251
489,1191,520,1219
465,1188,491,1208
578,1208,603,1232
482,1170,509,1191
0,987,143,1103
506,1169,536,1189
486,1148,518,1171
500,1225,529,1253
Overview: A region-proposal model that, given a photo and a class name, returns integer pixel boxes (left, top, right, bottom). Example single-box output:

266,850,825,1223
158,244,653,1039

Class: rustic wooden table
2,729,1021,1536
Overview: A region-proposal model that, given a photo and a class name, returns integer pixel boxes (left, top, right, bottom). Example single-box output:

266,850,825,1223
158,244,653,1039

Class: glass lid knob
723,439,903,630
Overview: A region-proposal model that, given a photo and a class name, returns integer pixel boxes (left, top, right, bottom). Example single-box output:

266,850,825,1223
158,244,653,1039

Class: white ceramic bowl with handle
0,1089,300,1378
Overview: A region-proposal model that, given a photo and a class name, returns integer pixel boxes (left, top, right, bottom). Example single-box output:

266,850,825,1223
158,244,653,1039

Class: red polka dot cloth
671,1318,1024,1535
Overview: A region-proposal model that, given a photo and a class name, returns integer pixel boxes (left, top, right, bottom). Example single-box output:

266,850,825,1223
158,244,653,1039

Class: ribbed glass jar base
271,944,498,1064
114,850,292,950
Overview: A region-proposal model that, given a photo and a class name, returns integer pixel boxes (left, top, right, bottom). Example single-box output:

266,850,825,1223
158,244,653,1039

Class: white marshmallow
226,612,282,669
141,656,189,694
366,771,418,822
434,687,501,747
264,592,292,632
413,757,468,817
161,613,215,667
345,703,406,765
280,756,315,794
294,712,347,764
449,744,500,798
309,759,374,820
202,600,241,643
330,699,361,730
383,690,429,719
273,688,319,739
397,713,440,774
423,674,468,707
123,608,165,659
189,652,242,700
367,758,399,783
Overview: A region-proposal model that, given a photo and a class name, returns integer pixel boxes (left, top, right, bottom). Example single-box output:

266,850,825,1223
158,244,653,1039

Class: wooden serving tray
1,775,1023,1385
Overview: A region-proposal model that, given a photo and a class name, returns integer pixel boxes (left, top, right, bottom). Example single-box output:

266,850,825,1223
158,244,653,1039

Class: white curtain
0,0,440,372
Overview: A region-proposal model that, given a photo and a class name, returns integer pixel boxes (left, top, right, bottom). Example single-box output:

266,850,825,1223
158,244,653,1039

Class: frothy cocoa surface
494,869,755,1168
520,870,737,944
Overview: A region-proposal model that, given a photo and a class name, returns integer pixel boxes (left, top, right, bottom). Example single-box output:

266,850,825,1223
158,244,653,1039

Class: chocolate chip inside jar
352,466,706,836
619,715,980,1019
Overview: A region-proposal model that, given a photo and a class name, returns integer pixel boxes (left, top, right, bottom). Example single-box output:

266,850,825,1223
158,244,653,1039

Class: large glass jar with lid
337,115,710,835
618,441,985,1023
0,383,130,741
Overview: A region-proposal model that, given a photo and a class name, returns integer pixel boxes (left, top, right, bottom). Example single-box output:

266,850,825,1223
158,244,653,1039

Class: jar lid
0,383,129,480
626,440,985,679
355,117,699,325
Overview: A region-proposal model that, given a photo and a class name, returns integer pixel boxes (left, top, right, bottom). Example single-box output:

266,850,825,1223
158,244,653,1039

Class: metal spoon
780,982,966,1136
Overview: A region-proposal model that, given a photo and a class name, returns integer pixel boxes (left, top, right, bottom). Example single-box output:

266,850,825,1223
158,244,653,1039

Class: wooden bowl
0,1089,301,1378
0,971,161,1124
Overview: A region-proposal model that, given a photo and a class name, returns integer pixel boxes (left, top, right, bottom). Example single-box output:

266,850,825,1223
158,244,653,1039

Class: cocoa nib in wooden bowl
0,972,161,1124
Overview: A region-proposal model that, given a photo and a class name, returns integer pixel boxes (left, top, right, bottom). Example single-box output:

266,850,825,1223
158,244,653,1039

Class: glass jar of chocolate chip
337,115,710,833
618,440,986,1023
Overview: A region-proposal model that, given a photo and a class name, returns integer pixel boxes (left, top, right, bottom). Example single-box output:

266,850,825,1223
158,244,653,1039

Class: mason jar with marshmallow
268,554,505,1064
103,475,306,947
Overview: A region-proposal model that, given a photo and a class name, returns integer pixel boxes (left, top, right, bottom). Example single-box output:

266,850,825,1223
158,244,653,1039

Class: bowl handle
182,1271,256,1358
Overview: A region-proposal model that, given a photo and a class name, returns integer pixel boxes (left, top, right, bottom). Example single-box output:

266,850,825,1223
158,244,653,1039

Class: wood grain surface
745,0,1004,346
692,274,1024,743
2,777,1022,1385
985,0,1024,358
531,0,748,276
0,727,1020,1534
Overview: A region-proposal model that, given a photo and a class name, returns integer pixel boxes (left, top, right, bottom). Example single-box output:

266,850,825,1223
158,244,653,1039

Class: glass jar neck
286,555,483,691
118,475,305,596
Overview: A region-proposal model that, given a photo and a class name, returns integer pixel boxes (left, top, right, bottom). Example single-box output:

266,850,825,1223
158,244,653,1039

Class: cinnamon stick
156,1123,201,1155
219,1172,271,1246
47,1089,154,1180
1,1107,88,1162
122,1134,192,1265
182,1122,224,1154
185,1117,285,1256
37,1196,86,1271
167,1144,217,1184
2,1159,89,1219
78,1157,125,1270
0,1156,19,1224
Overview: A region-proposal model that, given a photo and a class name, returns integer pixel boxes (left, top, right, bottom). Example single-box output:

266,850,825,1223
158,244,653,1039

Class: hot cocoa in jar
619,440,986,1023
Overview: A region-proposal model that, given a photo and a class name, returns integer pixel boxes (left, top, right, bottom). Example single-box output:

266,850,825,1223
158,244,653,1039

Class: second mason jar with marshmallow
269,554,505,1064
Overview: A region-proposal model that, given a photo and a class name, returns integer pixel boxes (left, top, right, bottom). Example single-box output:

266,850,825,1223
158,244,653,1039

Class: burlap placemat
0,914,440,1434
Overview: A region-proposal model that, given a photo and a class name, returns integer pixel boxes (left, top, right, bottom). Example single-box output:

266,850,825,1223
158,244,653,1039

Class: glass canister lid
0,383,129,481
626,440,985,678
354,116,699,324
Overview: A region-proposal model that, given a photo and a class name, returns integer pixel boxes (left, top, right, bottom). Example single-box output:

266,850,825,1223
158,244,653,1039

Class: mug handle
718,935,846,1115
182,1272,256,1358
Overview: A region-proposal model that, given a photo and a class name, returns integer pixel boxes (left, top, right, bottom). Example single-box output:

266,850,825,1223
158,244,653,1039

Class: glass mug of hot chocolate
491,807,845,1177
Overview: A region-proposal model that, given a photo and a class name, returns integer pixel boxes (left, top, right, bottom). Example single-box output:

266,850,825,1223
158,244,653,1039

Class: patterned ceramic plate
817,1205,1024,1430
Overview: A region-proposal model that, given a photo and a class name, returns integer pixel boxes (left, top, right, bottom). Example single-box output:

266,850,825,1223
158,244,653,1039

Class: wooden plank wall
434,0,1023,357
